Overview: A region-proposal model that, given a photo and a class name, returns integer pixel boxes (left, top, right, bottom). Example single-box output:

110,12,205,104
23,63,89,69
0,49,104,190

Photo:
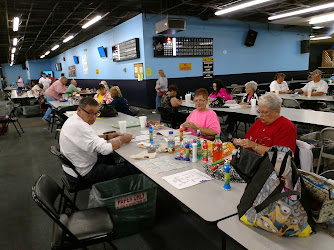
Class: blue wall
26,59,53,80
2,64,28,86
142,15,310,79
48,14,144,80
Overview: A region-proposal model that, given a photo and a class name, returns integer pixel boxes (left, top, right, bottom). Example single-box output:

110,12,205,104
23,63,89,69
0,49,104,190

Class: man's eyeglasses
81,107,101,117
194,99,206,103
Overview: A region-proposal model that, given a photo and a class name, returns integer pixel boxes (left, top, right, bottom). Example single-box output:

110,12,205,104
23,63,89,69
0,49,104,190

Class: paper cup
118,121,127,133
307,89,312,97
185,94,191,103
250,99,257,107
139,116,147,128
275,90,279,95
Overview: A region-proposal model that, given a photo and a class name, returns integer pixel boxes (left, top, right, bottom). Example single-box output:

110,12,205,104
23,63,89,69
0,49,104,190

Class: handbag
203,162,245,183
209,96,225,108
99,104,118,117
236,146,315,237
158,90,166,97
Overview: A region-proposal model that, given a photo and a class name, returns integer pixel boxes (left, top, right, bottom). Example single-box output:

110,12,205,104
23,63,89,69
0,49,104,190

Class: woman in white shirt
269,73,290,94
153,69,168,114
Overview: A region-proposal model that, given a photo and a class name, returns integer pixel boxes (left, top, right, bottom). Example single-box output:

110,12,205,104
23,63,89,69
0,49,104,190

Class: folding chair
0,105,24,136
158,107,173,128
282,99,301,109
316,128,334,174
32,174,117,250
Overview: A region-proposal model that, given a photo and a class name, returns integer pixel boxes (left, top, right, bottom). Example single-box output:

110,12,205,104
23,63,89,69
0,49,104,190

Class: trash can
300,132,322,169
88,173,157,238
22,105,40,117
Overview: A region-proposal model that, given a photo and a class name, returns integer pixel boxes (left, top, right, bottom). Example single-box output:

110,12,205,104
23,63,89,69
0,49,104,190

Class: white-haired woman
234,93,297,154
270,73,290,94
153,69,168,114
240,81,259,105
99,80,110,91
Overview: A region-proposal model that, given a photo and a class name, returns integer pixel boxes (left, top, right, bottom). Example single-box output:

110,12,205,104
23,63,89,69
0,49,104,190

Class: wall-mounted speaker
63,57,66,61
300,40,310,54
244,30,258,47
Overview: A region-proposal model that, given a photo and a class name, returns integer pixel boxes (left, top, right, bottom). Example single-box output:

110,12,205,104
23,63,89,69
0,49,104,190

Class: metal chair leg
12,122,21,136
16,120,24,133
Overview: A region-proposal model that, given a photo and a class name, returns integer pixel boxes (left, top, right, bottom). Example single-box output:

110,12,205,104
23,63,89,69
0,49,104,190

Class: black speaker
301,40,310,54
244,30,258,47
63,57,66,61
22,63,26,70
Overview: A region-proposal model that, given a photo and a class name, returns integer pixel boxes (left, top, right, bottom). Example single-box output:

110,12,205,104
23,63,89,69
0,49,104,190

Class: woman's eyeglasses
194,99,206,103
81,107,101,117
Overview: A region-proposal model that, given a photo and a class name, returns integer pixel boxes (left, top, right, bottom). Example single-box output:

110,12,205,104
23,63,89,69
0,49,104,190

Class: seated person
294,69,328,96
240,81,259,104
94,84,113,104
209,79,232,101
109,86,134,116
31,82,44,97
160,84,187,128
59,97,136,185
234,93,297,154
270,73,290,94
225,81,259,139
181,88,220,140
66,79,87,94
99,80,110,91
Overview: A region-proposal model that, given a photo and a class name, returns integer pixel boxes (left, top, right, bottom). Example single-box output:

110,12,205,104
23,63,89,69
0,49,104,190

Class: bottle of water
168,131,175,154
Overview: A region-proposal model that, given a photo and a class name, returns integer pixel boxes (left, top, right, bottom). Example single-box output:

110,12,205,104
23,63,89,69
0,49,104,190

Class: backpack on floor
234,146,315,237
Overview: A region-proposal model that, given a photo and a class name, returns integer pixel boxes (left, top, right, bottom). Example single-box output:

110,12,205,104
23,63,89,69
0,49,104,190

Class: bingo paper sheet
162,169,213,189
136,155,190,175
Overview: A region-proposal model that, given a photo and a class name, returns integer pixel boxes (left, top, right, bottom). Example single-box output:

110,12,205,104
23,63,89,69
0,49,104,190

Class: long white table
181,102,334,127
87,113,246,222
49,100,77,108
218,215,333,250
10,90,35,99
234,93,334,102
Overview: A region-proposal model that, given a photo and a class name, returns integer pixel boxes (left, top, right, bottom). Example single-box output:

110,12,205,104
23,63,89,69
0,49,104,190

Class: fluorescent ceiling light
82,15,102,29
12,47,16,53
44,51,50,56
11,54,14,60
310,14,334,25
215,0,273,16
312,26,324,29
13,38,18,46
310,35,315,38
13,17,19,31
63,35,74,43
269,2,334,21
40,55,45,58
310,36,332,40
51,45,59,51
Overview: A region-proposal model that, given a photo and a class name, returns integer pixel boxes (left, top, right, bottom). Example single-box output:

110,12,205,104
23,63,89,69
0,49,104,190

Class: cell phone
103,130,116,134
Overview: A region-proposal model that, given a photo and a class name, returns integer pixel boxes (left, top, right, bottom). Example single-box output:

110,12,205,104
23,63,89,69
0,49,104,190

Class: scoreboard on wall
112,38,140,62
153,36,213,57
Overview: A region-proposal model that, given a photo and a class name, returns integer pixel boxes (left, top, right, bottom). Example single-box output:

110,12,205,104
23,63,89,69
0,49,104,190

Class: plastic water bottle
202,140,208,162
223,160,231,191
213,135,223,163
149,126,153,145
196,130,202,160
192,139,197,162
168,131,175,154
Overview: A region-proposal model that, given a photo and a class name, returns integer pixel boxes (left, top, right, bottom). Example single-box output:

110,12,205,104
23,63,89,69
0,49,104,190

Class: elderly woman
270,73,290,94
240,81,259,104
209,79,232,101
99,80,110,91
181,88,220,140
160,84,187,128
94,84,112,104
109,86,133,116
153,69,168,114
234,93,297,154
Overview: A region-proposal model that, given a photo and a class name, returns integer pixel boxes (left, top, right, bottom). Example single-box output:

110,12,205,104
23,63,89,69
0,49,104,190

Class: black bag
99,104,118,117
209,96,225,108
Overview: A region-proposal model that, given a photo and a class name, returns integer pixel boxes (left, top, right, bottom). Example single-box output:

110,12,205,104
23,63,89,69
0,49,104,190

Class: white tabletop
280,94,334,102
49,100,77,108
181,102,334,127
4,86,17,91
88,113,246,222
218,215,333,250
10,90,35,99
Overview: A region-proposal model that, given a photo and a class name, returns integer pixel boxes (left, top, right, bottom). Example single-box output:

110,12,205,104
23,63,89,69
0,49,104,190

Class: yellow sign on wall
202,57,214,63
179,63,192,71
96,69,99,74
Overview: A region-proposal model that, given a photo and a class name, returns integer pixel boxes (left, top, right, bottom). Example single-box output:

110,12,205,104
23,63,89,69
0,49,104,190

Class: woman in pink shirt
181,88,221,140
209,79,232,101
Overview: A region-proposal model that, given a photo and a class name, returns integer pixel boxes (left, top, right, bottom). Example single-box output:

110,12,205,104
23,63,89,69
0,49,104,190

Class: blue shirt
111,97,133,116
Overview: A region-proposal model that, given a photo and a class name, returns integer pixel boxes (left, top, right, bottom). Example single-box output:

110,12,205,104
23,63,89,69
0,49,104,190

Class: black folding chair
32,174,117,250
158,107,174,128
50,146,91,204
0,105,24,136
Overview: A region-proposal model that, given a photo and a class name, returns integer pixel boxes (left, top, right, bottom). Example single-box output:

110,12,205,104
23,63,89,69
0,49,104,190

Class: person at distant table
234,93,297,154
209,79,232,101
47,73,55,85
109,86,134,116
99,80,110,91
94,84,113,104
153,69,168,114
17,76,24,88
39,73,51,90
294,69,328,96
66,79,87,95
59,97,136,186
270,73,290,94
42,77,68,122
240,81,259,104
181,88,220,140
31,82,44,97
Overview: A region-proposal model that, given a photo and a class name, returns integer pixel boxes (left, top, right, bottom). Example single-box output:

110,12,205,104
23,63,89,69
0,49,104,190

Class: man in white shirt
38,73,51,90
59,97,136,185
294,69,328,96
